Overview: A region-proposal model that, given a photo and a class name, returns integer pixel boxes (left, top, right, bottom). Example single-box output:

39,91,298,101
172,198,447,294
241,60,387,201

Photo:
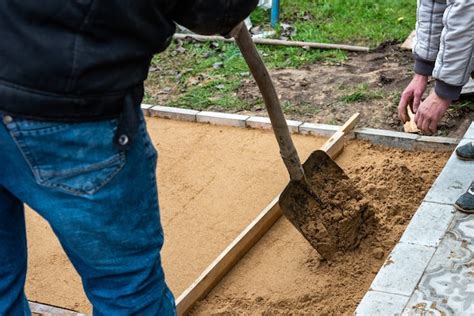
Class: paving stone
449,212,474,252
416,135,459,145
140,103,154,116
299,122,339,137
400,202,455,247
414,136,458,152
245,116,272,129
356,291,410,316
402,213,474,315
286,119,303,133
197,111,249,128
464,121,474,140
424,139,474,205
355,128,419,151
370,242,435,296
150,105,199,122
245,116,302,133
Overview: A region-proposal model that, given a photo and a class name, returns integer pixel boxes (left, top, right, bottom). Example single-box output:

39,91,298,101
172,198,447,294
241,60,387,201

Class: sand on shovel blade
279,150,375,259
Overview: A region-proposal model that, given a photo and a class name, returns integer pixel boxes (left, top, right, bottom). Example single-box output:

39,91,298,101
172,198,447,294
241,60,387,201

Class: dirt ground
236,44,473,138
25,117,449,314
147,43,473,138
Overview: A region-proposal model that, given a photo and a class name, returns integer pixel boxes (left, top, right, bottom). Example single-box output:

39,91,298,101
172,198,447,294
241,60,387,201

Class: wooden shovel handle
231,23,306,182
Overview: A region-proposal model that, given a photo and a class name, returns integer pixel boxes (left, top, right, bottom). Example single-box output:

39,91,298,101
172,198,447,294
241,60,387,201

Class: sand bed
24,118,449,314
191,141,449,315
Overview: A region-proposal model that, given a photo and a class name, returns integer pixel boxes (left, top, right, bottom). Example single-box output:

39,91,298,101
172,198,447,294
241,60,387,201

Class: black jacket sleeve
171,0,258,35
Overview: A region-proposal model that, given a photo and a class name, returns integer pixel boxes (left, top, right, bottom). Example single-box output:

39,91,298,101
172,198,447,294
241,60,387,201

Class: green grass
145,0,417,113
340,83,384,103
276,0,416,46
451,100,474,111
148,40,347,112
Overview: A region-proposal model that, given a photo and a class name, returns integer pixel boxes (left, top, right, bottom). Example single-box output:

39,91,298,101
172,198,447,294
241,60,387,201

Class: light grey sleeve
413,0,447,76
432,0,474,99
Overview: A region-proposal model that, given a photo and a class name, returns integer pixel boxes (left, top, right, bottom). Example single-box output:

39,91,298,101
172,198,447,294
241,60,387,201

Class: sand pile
280,150,375,260
192,142,448,315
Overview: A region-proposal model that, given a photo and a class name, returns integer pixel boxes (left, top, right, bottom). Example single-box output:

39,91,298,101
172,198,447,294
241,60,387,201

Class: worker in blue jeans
0,0,257,315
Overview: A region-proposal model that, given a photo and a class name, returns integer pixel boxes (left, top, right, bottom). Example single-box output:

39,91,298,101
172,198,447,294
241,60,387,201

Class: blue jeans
0,112,175,315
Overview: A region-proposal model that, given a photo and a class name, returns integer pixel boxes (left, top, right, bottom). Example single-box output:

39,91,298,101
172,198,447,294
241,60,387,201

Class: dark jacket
0,0,257,147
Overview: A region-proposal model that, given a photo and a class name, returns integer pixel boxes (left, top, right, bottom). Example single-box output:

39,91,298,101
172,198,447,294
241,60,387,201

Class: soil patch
24,118,449,314
235,44,473,138
191,141,449,315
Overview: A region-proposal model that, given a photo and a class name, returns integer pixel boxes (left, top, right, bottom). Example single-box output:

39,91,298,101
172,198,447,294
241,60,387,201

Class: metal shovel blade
279,150,372,260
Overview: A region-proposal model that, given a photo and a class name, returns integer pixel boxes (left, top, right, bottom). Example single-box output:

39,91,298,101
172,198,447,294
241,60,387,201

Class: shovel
231,23,371,259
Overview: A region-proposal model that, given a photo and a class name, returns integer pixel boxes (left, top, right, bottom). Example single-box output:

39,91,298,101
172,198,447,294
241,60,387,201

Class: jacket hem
0,79,143,122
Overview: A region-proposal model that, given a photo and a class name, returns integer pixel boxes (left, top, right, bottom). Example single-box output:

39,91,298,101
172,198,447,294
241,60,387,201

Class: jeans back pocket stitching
39,152,125,179
9,127,127,196
14,124,70,136
38,158,126,196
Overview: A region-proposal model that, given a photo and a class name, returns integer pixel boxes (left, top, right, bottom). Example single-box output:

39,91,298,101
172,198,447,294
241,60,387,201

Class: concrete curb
141,104,460,152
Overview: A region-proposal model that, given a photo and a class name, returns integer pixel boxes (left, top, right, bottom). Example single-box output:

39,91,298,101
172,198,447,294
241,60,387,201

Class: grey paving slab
370,242,435,296
140,103,154,116
402,213,474,315
355,291,410,316
299,122,339,137
399,202,455,247
286,119,303,133
245,116,303,133
450,212,474,252
355,128,419,151
414,136,458,152
246,116,272,130
424,139,474,205
464,121,474,140
246,116,302,133
150,105,199,122
196,111,249,127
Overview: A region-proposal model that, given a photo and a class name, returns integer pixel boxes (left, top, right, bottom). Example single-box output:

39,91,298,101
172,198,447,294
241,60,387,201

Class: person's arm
412,0,447,77
171,0,258,36
432,0,474,101
398,0,446,123
411,0,474,134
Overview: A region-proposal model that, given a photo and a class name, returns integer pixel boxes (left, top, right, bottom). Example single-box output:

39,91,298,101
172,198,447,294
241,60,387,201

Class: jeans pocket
8,118,126,196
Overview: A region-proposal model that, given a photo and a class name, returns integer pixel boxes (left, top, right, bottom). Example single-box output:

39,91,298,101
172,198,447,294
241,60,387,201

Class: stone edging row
141,104,459,152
